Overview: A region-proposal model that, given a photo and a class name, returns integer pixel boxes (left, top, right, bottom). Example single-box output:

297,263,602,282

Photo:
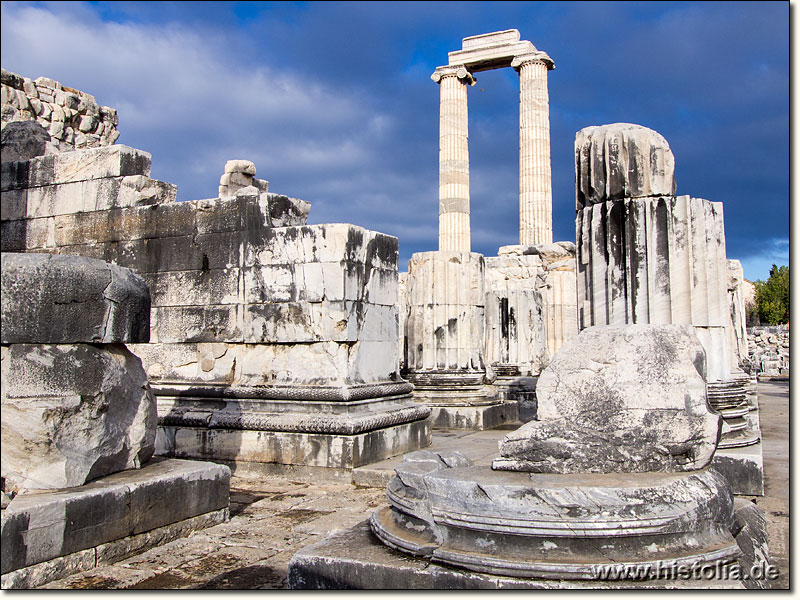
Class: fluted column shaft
514,54,554,246
432,66,474,251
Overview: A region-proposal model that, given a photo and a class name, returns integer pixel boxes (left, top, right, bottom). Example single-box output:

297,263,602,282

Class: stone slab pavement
35,382,789,590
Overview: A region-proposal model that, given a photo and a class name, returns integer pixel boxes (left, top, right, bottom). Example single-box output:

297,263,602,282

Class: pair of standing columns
432,52,554,251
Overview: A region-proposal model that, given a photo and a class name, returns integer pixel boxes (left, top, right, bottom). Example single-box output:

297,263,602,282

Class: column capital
431,64,476,85
511,51,555,71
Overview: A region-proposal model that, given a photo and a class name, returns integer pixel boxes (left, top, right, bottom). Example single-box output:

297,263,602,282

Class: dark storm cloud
1,1,788,280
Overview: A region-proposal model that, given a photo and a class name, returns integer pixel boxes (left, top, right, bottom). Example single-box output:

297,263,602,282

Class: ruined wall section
1,69,120,150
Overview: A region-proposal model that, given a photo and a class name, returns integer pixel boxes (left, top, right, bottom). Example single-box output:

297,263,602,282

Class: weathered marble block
1,144,152,191
1,252,155,492
494,325,721,473
1,343,156,492
575,122,676,208
1,253,150,344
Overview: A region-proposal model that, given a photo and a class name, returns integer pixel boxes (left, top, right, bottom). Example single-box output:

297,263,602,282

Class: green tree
754,264,789,325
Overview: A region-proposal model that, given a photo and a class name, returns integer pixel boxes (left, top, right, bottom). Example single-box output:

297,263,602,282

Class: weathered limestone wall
1,69,119,150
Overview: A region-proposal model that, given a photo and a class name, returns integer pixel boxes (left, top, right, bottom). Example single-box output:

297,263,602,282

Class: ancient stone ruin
0,74,431,482
1,253,230,589
400,30,577,430
291,325,769,588
0,26,779,590
574,123,764,495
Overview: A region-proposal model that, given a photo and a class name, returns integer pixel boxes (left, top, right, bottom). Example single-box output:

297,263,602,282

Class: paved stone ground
38,381,789,590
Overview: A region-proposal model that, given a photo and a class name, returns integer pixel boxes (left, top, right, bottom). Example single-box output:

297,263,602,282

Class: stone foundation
1,458,230,589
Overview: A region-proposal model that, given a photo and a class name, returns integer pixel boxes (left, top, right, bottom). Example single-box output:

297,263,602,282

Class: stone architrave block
494,324,722,473
1,145,152,191
1,343,156,492
1,253,150,344
575,123,676,209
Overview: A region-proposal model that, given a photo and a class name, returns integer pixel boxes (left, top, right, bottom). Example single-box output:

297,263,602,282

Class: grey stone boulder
1,253,150,344
1,343,156,492
575,123,676,208
494,324,722,473
1,121,57,162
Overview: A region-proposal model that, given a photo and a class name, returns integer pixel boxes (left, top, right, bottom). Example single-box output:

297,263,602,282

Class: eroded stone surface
494,324,722,473
575,123,676,208
1,252,150,344
1,120,58,161
1,343,156,491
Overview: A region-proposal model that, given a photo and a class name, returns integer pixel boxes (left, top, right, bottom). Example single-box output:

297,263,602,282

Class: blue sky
1,1,790,281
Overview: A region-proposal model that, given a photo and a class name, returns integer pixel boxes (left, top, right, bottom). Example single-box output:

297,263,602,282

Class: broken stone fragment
0,120,57,161
1,253,150,344
575,122,677,208
1,342,156,492
494,324,722,473
224,159,256,175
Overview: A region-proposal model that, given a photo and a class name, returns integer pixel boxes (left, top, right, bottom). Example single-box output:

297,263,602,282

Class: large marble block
1,253,150,344
494,325,721,473
1,343,156,492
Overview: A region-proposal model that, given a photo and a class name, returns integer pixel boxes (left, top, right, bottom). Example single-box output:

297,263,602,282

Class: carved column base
405,370,516,430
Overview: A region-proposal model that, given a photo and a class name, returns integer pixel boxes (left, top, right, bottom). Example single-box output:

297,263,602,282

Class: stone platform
288,521,743,589
1,458,230,589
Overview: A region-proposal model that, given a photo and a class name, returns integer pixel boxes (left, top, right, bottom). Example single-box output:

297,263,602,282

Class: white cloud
1,2,397,202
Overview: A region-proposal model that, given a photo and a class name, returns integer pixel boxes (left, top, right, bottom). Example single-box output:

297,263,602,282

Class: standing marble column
431,65,474,252
512,51,555,246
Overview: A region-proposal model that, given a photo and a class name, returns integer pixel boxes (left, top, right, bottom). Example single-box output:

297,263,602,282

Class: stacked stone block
218,159,269,200
1,69,119,150
748,326,789,377
1,105,429,478
574,122,763,494
1,253,230,589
